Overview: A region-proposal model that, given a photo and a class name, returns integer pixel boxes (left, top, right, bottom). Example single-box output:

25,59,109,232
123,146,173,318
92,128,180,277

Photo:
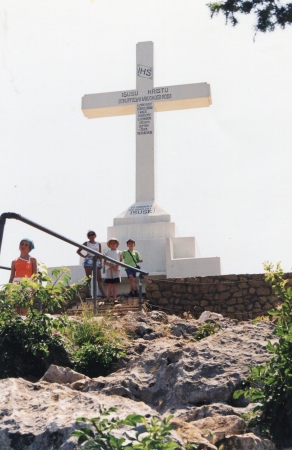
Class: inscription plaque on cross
82,41,211,211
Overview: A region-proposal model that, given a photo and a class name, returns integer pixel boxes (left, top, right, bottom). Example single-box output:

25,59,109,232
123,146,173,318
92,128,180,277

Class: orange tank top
14,257,33,278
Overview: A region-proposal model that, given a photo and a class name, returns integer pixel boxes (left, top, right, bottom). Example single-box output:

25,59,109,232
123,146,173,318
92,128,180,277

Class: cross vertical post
136,42,155,202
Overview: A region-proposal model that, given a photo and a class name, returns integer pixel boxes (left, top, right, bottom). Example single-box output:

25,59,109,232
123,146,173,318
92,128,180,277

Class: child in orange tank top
9,239,37,315
9,239,37,283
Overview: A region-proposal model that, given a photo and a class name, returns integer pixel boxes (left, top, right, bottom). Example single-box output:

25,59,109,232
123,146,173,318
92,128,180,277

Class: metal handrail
0,212,148,312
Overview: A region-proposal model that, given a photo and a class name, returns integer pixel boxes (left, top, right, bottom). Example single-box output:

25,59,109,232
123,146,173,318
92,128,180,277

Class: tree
233,263,292,447
208,1,292,32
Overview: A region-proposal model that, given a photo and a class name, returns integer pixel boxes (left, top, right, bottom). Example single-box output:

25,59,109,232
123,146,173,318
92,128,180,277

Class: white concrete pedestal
104,201,221,288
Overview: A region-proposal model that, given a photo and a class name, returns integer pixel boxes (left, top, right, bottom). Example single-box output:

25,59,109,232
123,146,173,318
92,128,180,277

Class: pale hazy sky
1,0,292,285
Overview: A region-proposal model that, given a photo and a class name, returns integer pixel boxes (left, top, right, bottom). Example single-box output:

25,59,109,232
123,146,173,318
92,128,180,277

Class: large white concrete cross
82,41,211,203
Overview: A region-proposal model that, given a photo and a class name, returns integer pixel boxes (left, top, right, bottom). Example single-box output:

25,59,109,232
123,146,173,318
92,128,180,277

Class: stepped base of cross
109,200,220,279
61,201,220,293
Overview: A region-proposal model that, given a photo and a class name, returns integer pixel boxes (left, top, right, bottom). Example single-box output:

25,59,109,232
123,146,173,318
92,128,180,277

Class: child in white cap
104,238,122,301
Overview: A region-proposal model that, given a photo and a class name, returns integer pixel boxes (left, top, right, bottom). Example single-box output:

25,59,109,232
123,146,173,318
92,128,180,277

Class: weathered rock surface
0,378,157,450
0,377,215,450
176,402,242,421
170,418,217,449
83,312,275,415
194,414,246,437
0,311,277,449
40,364,90,386
217,432,275,449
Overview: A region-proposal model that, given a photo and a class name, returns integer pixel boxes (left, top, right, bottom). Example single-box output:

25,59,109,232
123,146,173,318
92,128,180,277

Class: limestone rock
170,418,217,449
176,403,239,421
40,364,90,386
198,311,224,322
148,310,169,324
0,312,277,449
167,316,200,337
82,318,275,414
217,432,276,449
194,414,246,435
0,377,158,450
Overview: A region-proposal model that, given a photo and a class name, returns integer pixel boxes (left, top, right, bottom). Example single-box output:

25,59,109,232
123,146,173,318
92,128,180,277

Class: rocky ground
0,311,281,449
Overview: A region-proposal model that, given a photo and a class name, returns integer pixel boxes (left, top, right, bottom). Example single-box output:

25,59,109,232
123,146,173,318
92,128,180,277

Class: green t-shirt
122,250,142,268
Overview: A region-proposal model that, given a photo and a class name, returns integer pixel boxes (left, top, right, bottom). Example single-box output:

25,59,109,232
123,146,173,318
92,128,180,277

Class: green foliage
208,0,292,33
0,268,128,380
0,267,79,378
65,311,127,378
252,315,270,324
72,342,125,378
2,266,80,315
193,322,220,341
233,262,292,447
71,406,181,449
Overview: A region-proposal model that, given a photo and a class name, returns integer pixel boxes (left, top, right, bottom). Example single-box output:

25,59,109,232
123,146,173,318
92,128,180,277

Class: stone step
66,297,148,316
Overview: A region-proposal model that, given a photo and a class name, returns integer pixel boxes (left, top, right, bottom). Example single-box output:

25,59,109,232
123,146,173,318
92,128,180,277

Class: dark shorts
104,278,120,284
125,269,137,278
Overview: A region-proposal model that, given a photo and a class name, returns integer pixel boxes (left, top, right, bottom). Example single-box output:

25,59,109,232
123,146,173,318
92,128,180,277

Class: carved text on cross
82,41,211,202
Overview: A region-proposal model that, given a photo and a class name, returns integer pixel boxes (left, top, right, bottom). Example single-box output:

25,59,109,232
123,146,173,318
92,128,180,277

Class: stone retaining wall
145,273,292,321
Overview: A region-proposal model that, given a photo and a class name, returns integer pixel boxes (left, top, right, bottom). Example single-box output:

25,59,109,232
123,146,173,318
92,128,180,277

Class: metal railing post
92,256,97,314
0,215,6,255
138,274,143,311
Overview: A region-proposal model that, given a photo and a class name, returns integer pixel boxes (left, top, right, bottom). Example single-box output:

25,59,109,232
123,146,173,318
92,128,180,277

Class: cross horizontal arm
153,82,211,112
82,83,211,119
82,89,137,119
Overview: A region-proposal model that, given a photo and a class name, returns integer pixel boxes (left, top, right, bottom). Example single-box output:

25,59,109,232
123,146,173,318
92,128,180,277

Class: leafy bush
65,311,127,377
233,262,292,447
0,267,79,379
72,406,182,449
193,322,220,341
0,268,128,380
72,342,125,378
1,266,80,314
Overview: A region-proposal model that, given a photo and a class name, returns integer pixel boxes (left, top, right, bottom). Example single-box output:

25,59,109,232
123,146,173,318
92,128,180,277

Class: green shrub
233,262,292,448
0,267,79,379
193,322,220,341
72,406,182,449
0,268,128,380
72,341,125,378
66,311,127,378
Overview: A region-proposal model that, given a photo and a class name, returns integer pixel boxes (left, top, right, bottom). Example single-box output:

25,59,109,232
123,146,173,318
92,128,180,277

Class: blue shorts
84,258,101,269
125,268,137,278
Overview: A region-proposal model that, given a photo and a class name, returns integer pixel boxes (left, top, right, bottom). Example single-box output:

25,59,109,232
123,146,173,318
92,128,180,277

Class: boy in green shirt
122,239,143,297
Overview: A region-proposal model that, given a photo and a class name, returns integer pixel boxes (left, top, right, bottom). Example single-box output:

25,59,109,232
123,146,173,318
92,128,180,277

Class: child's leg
97,268,106,296
107,284,111,299
84,267,92,296
113,283,117,299
128,274,136,292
